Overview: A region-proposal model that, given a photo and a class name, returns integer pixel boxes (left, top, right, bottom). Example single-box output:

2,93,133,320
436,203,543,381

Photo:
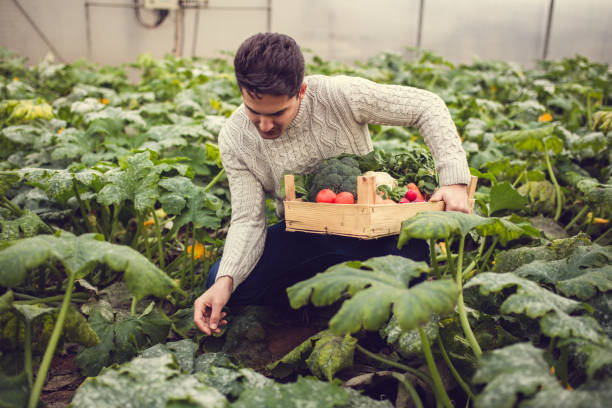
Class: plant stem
101,205,112,240
544,148,563,221
152,210,165,270
131,296,137,317
73,180,95,233
2,195,24,216
109,203,123,243
132,214,143,249
24,320,33,387
14,293,88,304
512,170,526,188
456,235,482,358
355,343,433,387
430,239,440,278
444,238,454,277
565,205,589,231
437,336,475,400
462,238,486,279
392,372,424,408
28,272,76,408
557,345,569,388
479,237,499,272
593,226,612,244
203,168,226,192
190,226,196,284
419,327,453,408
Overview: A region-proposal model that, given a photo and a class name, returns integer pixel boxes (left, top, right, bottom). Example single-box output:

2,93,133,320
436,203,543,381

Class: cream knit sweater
217,75,471,290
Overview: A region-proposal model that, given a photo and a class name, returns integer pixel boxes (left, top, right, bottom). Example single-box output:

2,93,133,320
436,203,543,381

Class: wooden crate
283,174,477,239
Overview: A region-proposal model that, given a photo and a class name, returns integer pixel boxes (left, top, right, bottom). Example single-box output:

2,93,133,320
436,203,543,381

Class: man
194,33,471,335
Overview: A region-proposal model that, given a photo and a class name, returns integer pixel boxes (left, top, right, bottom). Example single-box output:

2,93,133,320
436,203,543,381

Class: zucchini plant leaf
139,339,198,374
466,272,607,343
159,176,222,230
473,342,562,408
0,209,49,241
288,255,457,334
306,332,357,381
476,214,540,246
512,245,612,300
488,181,529,215
493,233,591,272
0,230,177,301
97,151,161,213
0,290,13,314
13,303,54,323
518,180,557,215
267,330,325,378
380,314,439,358
232,376,348,408
398,211,492,247
71,354,228,408
494,125,556,152
75,301,171,377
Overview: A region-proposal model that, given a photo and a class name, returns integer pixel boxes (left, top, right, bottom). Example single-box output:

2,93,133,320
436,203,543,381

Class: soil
38,344,85,408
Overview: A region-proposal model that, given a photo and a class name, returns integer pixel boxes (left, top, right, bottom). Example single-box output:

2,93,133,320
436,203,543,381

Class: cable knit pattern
217,75,471,290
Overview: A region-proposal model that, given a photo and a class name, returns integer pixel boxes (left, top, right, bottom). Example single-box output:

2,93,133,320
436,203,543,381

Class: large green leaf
398,211,492,248
306,332,357,381
0,231,177,300
159,176,222,229
288,255,457,334
476,214,540,246
488,182,529,215
473,342,562,408
97,151,161,213
232,376,348,408
380,314,439,358
512,245,612,300
518,180,557,215
267,330,325,378
494,125,556,152
0,209,49,241
70,354,228,408
75,301,171,377
474,343,612,408
267,329,356,381
466,272,607,343
493,233,592,272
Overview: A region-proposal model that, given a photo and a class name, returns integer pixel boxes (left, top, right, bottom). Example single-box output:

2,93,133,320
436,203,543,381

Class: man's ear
297,83,307,99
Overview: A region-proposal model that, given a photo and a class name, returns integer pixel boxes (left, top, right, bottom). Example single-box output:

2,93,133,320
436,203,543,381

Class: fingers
194,296,228,335
209,301,224,330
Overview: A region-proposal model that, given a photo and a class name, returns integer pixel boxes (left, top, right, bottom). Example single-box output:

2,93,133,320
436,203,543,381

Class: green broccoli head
307,157,362,201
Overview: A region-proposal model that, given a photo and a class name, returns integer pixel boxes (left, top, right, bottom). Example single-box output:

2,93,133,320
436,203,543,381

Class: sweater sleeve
216,131,267,291
337,75,471,186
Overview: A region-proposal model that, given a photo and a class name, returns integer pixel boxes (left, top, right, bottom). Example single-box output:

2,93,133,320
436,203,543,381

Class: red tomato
334,191,355,204
405,190,418,202
406,183,425,201
316,189,336,203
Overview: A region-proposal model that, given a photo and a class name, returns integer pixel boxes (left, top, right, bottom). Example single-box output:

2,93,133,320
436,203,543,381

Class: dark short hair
234,33,304,98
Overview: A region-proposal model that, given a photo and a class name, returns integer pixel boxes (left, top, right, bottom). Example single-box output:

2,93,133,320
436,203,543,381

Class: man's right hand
193,276,233,335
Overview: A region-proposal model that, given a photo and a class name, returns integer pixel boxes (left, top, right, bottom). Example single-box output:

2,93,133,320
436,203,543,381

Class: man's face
241,83,307,140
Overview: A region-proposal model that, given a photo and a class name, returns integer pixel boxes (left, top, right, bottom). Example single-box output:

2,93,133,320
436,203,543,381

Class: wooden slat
467,175,478,213
357,176,376,204
284,174,296,201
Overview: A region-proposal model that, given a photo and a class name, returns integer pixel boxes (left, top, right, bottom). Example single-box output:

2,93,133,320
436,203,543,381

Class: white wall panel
0,0,87,64
547,0,612,64
271,0,420,63
421,0,550,66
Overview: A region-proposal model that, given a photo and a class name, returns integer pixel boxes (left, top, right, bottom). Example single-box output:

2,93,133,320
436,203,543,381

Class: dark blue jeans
206,221,429,306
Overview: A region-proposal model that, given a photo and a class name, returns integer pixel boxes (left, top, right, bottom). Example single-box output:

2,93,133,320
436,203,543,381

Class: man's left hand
429,184,470,213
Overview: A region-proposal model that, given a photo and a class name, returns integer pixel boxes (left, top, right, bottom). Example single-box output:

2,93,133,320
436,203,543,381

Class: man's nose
258,117,274,132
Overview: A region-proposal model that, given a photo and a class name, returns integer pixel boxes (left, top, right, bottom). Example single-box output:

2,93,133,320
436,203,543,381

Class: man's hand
430,184,470,213
193,276,233,335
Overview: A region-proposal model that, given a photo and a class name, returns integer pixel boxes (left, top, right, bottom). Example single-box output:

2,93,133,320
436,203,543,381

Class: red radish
406,183,425,201
405,190,418,201
399,197,410,204
413,198,425,202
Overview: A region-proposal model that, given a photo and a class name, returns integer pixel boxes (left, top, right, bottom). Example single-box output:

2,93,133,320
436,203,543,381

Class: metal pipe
542,0,555,60
416,0,425,49
11,0,66,62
